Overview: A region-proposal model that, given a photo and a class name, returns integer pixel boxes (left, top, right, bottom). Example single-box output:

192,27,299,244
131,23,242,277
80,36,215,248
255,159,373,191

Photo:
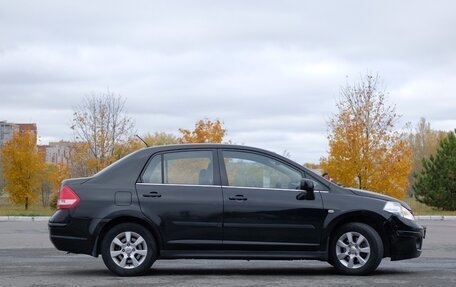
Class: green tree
1,130,45,210
408,118,447,196
414,129,456,211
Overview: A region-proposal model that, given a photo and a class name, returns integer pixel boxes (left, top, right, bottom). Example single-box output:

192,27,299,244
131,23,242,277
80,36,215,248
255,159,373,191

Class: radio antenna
136,135,149,147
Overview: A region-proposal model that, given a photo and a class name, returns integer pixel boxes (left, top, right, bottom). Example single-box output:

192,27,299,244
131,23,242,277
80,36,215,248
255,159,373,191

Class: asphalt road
0,220,455,287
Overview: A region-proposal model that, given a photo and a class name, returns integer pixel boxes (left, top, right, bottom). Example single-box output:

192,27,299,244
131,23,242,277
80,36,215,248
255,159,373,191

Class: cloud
1,0,455,163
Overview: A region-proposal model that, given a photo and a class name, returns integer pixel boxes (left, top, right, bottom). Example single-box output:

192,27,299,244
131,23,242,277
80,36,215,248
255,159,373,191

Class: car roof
144,143,274,153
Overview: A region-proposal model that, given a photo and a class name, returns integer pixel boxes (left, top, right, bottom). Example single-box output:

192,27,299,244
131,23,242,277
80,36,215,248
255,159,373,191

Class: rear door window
142,150,214,185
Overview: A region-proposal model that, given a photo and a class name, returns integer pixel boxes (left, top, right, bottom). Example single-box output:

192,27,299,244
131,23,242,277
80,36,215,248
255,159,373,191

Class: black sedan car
49,144,425,276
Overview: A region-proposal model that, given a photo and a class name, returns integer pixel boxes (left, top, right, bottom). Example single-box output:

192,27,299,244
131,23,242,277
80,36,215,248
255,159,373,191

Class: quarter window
223,151,302,189
142,155,161,183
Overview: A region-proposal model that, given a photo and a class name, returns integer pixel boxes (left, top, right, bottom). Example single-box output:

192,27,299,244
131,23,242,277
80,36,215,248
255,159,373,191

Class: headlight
383,201,415,221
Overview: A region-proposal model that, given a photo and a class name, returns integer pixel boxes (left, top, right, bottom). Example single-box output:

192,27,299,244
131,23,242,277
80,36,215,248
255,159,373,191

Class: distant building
45,141,71,165
17,123,37,136
37,145,48,161
0,121,37,147
0,121,17,147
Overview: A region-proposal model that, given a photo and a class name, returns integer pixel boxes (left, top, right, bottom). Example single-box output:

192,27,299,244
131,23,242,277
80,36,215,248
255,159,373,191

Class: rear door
220,149,325,251
136,149,223,250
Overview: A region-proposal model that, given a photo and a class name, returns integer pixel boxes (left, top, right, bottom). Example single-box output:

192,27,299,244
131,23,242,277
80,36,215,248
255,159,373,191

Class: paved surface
0,220,455,287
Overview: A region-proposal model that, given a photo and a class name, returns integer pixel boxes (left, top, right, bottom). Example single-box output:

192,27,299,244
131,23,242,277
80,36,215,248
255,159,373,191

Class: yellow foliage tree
68,142,101,177
321,74,412,199
1,130,45,209
43,163,71,205
144,132,178,146
113,132,178,161
178,119,227,143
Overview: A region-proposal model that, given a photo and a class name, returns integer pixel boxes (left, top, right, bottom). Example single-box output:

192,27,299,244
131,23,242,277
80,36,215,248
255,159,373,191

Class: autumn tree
144,132,178,146
1,130,45,210
41,163,70,207
414,130,456,210
71,92,135,176
320,74,412,199
407,118,447,196
113,132,178,161
68,142,94,177
178,119,227,143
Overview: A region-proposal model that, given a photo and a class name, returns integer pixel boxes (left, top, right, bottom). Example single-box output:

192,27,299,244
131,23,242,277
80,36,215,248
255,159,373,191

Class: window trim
136,182,221,188
218,149,304,190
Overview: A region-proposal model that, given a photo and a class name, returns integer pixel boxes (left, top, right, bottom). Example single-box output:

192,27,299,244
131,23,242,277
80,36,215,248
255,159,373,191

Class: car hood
348,188,412,210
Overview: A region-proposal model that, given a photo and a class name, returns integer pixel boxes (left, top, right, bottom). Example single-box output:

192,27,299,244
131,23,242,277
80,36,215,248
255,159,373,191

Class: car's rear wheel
101,223,157,276
329,222,383,275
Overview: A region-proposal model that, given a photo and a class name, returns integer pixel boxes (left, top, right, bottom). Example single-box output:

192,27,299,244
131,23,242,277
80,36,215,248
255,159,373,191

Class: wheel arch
323,210,391,258
92,215,163,257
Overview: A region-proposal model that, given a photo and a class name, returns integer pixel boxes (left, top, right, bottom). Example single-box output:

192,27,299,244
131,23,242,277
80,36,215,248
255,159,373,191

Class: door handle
229,194,247,201
143,191,162,198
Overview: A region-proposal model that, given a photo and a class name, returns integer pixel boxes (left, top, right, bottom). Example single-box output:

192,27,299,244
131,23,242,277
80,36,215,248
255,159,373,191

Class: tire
101,223,157,276
329,222,383,275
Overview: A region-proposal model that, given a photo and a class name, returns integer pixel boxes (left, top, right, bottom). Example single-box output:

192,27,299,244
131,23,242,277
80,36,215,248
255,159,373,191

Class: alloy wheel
335,231,371,269
109,231,148,269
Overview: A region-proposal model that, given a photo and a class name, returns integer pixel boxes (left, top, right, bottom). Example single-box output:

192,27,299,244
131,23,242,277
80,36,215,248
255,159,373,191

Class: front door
136,149,223,250
220,150,325,251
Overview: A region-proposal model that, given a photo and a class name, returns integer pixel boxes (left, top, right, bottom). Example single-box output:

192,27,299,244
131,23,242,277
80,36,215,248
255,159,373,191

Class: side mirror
300,178,314,192
296,179,315,200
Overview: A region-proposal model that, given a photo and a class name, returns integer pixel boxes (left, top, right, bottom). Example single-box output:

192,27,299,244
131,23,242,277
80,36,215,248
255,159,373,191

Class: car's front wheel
101,223,157,276
329,222,383,275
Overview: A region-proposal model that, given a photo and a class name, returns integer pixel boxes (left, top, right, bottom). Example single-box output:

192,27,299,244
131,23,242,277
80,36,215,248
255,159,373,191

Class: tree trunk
357,175,362,189
25,197,29,210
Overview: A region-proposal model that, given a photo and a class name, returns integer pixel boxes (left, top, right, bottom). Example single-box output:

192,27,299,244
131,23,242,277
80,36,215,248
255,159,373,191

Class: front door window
222,151,302,190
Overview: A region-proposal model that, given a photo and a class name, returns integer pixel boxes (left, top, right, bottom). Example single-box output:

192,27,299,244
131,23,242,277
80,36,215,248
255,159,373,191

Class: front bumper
388,216,425,261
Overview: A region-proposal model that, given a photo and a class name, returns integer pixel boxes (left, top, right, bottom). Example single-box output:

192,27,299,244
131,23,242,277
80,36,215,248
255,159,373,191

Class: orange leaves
143,132,178,147
46,163,70,194
178,119,227,144
321,74,412,199
1,131,45,209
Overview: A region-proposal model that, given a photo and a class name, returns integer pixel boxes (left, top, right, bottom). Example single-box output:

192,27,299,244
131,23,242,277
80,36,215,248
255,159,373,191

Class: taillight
57,185,80,209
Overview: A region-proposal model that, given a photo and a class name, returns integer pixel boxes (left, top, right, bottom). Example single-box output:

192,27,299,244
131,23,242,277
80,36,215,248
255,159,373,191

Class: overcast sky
1,0,455,163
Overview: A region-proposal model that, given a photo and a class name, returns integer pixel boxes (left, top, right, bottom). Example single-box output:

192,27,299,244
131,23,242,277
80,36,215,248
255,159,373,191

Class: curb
1,215,456,222
0,216,51,222
415,215,456,221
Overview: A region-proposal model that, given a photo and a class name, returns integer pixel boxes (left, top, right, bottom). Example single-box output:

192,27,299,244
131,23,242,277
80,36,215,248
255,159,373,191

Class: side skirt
159,250,328,261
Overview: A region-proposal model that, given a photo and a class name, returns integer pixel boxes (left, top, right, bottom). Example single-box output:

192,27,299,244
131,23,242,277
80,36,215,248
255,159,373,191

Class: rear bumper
48,210,95,256
388,216,425,261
